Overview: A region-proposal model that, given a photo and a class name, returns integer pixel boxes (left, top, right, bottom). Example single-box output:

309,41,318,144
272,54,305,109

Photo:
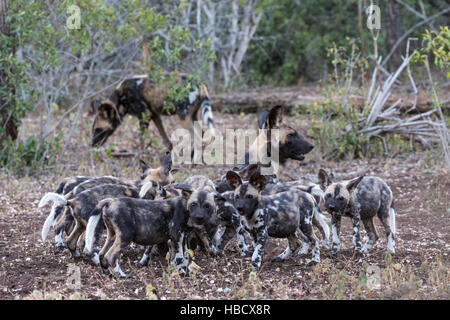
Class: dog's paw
270,257,284,263
307,260,319,267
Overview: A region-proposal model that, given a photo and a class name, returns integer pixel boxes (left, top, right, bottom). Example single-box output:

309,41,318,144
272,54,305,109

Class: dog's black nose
308,143,314,151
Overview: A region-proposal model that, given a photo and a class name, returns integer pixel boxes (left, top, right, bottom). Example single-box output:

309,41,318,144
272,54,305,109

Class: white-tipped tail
85,213,102,254
314,207,330,246
390,207,396,235
38,192,67,208
139,181,155,198
41,204,58,242
201,100,215,133
39,193,67,243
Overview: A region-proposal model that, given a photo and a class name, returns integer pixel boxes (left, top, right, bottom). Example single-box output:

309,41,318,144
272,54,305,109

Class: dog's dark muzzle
91,129,112,147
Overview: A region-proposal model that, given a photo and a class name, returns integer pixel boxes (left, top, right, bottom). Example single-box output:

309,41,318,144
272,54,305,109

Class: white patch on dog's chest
242,208,265,231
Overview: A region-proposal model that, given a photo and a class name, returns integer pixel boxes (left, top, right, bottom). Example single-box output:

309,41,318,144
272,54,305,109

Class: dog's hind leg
105,226,133,279
271,235,299,263
361,218,378,253
99,218,115,271
65,211,85,258
76,231,86,254
299,212,320,266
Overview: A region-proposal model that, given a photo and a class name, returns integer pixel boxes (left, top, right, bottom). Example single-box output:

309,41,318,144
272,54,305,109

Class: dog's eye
325,194,331,198
288,133,295,138
337,196,345,201
235,194,240,199
203,203,211,210
190,202,197,208
246,194,253,199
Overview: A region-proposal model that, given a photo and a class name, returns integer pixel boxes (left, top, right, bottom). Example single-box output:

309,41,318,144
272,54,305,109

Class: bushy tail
39,193,67,242
85,199,110,254
314,206,330,243
390,207,396,235
201,99,215,133
139,181,157,198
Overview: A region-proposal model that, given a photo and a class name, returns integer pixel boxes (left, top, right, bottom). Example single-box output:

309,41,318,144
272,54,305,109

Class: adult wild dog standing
91,74,215,150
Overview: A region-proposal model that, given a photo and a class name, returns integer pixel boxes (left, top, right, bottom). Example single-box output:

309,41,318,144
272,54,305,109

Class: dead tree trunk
0,0,18,144
385,1,404,72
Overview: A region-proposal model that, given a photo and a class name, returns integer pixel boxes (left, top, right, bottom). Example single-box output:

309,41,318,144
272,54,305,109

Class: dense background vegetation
0,0,449,170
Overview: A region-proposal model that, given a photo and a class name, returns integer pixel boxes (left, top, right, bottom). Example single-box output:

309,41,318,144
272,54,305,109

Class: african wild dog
261,181,330,250
40,176,92,249
39,152,177,253
318,169,396,255
233,105,314,177
226,171,320,271
39,184,146,262
91,74,215,150
172,175,226,256
216,164,329,251
174,175,250,258
84,190,193,278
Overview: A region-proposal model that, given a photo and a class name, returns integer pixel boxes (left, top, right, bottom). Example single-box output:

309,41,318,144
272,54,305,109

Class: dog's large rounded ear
226,171,243,190
97,101,116,120
258,109,270,129
346,176,364,191
174,183,193,199
318,168,332,191
243,164,260,180
140,160,149,174
266,105,284,129
90,99,102,114
249,172,266,191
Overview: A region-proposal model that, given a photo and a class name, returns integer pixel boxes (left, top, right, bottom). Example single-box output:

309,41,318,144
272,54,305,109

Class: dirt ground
0,110,448,300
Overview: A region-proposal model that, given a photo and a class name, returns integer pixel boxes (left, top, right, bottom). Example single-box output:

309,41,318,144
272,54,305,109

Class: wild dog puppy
216,164,329,251
41,176,92,249
40,152,177,248
91,74,215,150
173,175,226,256
39,184,145,261
226,171,320,271
261,182,330,249
85,192,192,278
318,169,396,255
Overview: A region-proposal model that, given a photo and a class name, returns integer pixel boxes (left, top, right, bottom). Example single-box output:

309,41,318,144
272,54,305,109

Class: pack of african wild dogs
38,75,396,278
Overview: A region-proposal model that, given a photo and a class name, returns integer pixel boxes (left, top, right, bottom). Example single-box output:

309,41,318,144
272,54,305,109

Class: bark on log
210,85,448,114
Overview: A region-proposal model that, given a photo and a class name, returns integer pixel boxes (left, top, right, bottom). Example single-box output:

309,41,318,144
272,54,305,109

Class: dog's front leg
331,214,341,255
197,230,219,256
251,227,268,271
171,232,189,277
151,114,173,150
138,120,149,149
232,211,251,257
